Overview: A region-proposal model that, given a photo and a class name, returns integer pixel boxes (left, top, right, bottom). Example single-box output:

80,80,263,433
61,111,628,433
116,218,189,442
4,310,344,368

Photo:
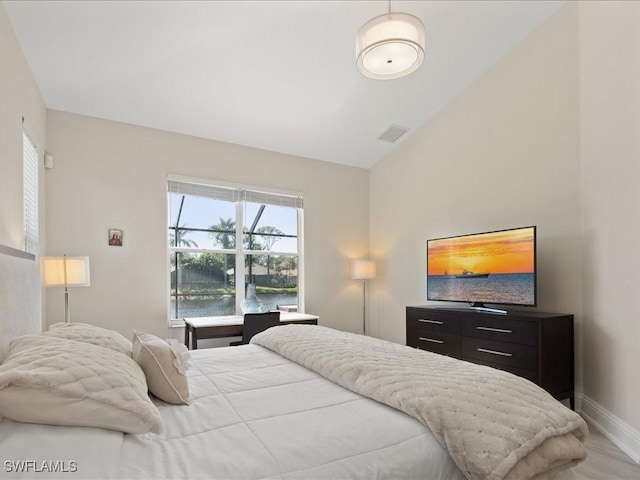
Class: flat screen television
426,226,536,309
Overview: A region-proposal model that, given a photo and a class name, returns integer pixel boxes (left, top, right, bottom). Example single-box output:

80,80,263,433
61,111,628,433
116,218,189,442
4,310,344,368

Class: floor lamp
351,259,376,335
42,255,91,323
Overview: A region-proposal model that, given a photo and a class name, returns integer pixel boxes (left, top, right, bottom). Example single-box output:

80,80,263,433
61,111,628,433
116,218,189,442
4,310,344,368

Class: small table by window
184,312,319,349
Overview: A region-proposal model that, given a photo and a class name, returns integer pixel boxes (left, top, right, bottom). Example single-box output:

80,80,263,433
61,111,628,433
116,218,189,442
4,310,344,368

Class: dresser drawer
406,308,460,334
415,332,460,357
407,306,575,407
461,315,538,346
461,337,537,371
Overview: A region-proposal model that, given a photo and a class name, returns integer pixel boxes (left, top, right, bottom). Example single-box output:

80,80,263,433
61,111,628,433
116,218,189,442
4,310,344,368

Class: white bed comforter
251,325,588,480
0,344,465,480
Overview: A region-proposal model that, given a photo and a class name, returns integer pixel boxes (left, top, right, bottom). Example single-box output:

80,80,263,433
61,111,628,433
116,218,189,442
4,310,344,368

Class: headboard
0,244,41,362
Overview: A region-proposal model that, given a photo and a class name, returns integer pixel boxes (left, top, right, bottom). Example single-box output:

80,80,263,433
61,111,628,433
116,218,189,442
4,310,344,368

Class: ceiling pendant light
356,1,425,80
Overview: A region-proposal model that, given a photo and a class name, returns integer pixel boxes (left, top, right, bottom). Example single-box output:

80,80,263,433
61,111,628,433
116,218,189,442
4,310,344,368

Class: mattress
0,344,466,480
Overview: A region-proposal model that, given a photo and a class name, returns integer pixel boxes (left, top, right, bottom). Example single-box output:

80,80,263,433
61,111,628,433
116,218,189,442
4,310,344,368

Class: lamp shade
356,12,425,80
42,256,91,287
351,259,377,280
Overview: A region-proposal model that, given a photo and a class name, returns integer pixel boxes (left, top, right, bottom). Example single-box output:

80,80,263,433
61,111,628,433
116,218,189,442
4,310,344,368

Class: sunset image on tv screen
426,227,535,306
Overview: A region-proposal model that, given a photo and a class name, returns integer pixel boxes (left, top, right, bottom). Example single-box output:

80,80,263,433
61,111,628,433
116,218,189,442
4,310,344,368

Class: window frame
22,128,39,256
167,175,304,325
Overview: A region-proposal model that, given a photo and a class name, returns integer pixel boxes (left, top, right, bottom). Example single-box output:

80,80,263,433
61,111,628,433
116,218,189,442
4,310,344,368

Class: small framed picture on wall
108,229,123,247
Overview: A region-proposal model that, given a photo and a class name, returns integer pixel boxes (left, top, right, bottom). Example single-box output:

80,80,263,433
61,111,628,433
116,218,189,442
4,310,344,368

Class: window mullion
297,208,305,313
175,251,181,319
235,199,244,315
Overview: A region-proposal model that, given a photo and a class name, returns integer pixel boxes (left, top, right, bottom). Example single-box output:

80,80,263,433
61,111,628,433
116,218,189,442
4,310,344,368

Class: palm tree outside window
167,178,303,324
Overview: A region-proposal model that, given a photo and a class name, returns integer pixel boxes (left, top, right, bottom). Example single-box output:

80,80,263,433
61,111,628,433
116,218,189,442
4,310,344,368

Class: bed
0,323,587,480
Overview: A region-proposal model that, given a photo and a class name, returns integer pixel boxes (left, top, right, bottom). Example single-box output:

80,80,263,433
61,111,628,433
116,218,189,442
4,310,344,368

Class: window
168,178,303,323
23,129,38,255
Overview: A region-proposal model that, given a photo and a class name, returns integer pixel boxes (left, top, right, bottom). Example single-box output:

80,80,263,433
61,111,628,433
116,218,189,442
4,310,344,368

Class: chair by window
230,311,281,346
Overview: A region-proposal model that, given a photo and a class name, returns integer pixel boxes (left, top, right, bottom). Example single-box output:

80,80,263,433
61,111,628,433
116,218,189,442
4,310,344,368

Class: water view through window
168,180,302,320
170,292,298,318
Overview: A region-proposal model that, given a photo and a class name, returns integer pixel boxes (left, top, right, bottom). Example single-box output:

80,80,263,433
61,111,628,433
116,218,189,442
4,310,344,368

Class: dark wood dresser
406,306,574,408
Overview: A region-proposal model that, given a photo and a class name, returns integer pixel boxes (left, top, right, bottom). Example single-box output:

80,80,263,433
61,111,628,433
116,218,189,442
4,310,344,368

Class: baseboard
578,393,640,463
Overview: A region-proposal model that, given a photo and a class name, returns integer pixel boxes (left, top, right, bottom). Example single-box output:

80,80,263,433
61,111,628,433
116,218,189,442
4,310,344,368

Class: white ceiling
4,0,563,169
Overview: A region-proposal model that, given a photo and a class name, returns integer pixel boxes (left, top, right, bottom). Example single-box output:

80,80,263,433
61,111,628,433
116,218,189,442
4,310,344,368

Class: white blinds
240,189,303,209
168,180,238,202
22,130,38,255
168,180,303,209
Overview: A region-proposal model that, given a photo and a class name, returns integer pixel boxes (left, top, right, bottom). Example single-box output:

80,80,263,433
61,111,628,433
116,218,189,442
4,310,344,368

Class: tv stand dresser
406,306,574,409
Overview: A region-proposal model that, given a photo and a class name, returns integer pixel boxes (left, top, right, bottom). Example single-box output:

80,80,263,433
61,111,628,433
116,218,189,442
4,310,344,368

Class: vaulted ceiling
4,1,563,168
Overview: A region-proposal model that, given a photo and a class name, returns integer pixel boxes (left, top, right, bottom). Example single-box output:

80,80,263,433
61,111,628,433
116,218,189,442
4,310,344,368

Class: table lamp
42,255,91,323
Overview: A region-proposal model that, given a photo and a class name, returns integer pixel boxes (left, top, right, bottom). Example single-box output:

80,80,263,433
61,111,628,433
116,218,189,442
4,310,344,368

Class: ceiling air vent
378,124,409,143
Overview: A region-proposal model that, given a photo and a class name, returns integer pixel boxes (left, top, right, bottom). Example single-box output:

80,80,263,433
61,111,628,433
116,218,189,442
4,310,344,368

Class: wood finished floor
573,421,640,479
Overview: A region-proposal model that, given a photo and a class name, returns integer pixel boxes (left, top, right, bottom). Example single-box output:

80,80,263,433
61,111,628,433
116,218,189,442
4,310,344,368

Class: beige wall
579,1,640,441
369,4,581,342
0,5,46,251
370,0,640,447
45,111,369,341
0,3,46,359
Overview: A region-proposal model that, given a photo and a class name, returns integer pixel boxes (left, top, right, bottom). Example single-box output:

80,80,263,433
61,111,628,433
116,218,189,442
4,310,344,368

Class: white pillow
0,334,162,434
46,322,132,356
132,331,190,405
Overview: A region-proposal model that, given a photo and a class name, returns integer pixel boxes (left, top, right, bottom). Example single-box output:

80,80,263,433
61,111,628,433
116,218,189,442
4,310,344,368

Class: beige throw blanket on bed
252,325,587,480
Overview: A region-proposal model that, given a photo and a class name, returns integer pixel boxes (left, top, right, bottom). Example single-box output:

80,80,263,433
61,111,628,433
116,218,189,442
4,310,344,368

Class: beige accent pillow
0,334,162,434
132,331,190,405
47,322,132,356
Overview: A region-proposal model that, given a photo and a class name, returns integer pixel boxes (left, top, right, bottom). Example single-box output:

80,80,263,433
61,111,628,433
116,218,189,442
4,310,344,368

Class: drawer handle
477,348,513,357
476,326,512,334
419,319,444,325
419,337,444,344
